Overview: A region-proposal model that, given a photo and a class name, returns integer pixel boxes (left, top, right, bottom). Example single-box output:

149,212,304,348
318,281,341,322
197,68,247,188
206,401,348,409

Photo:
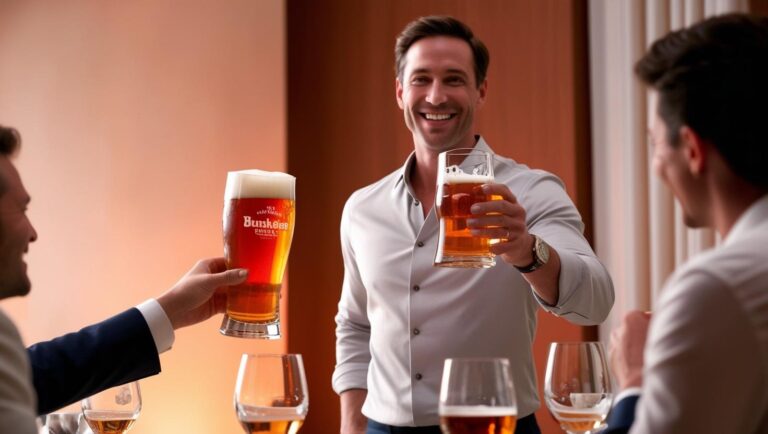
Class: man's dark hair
0,125,21,195
0,125,20,156
635,13,768,190
395,15,489,88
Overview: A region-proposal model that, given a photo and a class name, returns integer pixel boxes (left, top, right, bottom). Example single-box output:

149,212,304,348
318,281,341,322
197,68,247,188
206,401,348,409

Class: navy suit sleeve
27,308,161,415
603,394,640,434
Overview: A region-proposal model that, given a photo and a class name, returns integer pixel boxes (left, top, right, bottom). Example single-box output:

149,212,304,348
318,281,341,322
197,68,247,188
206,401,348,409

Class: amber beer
551,409,607,432
436,175,495,256
239,415,305,434
434,148,497,268
83,411,137,434
439,406,517,434
220,170,295,339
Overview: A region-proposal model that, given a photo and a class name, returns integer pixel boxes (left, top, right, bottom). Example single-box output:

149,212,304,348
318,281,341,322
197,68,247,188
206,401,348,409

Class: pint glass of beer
220,169,296,339
439,358,517,434
434,148,497,268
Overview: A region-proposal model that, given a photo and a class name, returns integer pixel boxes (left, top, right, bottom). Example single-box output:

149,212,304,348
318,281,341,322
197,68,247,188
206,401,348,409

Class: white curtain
588,0,748,344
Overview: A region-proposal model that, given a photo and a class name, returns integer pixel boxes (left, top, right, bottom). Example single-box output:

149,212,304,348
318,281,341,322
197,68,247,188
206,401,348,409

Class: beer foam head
225,169,295,200
442,165,493,184
439,405,517,417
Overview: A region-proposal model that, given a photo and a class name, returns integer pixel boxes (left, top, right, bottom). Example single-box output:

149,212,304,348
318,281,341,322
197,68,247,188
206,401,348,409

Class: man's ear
679,125,706,176
396,78,404,109
476,78,488,108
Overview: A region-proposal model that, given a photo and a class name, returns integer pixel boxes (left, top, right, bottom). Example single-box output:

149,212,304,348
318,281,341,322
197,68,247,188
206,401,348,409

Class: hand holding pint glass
435,149,499,268
439,358,518,434
220,170,296,339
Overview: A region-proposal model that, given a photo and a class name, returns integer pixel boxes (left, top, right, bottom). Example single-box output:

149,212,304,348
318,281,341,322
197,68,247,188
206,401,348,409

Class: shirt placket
407,202,438,425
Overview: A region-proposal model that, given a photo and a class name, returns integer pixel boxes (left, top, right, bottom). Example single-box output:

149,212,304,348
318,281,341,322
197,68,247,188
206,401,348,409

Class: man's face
0,157,37,299
396,36,487,153
649,91,708,228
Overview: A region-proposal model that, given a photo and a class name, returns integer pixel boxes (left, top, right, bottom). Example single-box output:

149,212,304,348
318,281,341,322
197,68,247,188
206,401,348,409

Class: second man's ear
679,125,706,176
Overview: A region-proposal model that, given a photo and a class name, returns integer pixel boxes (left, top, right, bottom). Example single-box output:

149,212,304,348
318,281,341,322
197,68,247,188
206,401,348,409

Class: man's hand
156,257,247,330
610,310,652,390
467,183,561,305
340,389,368,434
467,183,534,267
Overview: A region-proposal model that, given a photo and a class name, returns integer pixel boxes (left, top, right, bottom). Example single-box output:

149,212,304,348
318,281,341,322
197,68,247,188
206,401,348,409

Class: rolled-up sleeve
332,194,371,394
520,172,614,324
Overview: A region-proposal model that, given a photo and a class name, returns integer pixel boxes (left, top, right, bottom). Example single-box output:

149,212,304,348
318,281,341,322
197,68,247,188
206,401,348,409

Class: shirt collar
394,135,494,198
724,194,768,245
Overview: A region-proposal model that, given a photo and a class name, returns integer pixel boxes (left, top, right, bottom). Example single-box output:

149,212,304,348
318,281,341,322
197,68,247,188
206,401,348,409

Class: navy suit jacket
27,308,161,415
603,394,640,434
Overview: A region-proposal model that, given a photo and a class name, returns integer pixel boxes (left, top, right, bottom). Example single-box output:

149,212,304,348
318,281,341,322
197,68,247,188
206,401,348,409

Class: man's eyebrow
409,68,431,76
408,68,469,77
444,69,469,76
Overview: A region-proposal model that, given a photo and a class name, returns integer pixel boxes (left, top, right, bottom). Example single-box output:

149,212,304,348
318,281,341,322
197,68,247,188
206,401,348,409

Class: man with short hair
607,13,768,433
0,124,248,433
333,16,614,434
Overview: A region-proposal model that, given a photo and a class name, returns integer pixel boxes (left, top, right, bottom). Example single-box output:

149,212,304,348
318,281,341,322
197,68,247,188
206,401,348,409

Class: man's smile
420,112,456,121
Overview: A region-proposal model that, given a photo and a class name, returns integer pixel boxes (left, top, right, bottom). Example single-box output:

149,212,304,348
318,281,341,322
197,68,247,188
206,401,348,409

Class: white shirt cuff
613,387,642,408
136,299,175,354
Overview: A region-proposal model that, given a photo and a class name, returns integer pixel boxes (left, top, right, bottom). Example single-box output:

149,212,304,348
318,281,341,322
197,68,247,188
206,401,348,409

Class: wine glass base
220,316,280,339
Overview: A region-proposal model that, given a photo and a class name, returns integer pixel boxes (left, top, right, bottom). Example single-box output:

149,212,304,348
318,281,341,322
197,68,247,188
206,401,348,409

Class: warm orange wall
0,2,285,433
752,0,768,16
287,2,593,433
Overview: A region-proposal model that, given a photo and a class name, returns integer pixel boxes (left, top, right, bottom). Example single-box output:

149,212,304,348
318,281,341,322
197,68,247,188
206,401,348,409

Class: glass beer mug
220,169,296,339
434,148,498,268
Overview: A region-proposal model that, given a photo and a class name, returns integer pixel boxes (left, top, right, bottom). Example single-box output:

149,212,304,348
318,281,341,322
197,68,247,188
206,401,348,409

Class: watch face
535,237,550,263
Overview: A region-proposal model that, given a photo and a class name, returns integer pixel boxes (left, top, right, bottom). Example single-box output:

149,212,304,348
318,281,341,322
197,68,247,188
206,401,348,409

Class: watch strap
514,235,546,273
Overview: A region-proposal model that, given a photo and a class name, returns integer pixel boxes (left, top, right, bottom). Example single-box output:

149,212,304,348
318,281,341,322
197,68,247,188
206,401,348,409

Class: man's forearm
520,246,561,305
340,389,368,434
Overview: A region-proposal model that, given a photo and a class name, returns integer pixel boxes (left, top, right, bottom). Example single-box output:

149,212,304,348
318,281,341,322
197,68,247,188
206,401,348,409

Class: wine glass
544,342,613,434
438,358,518,434
80,381,141,434
235,353,309,434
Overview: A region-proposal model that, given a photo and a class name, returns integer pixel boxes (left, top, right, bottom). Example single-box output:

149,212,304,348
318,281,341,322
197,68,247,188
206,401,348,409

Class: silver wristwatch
514,234,550,273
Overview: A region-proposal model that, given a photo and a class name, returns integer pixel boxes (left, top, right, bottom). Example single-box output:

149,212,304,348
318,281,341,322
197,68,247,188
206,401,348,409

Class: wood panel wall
752,0,768,16
286,2,593,433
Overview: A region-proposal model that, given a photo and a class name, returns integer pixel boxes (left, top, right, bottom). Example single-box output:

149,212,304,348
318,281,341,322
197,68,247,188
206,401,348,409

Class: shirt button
417,241,424,247
413,328,420,335
414,200,420,206
415,373,423,380
412,285,420,291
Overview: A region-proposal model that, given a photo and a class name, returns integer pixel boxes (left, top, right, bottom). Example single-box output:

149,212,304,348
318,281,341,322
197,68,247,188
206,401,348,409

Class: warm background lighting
0,1,286,433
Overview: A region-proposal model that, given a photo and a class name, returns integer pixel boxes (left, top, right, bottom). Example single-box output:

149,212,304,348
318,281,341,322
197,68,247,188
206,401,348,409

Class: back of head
0,125,21,196
394,15,489,88
635,13,768,191
0,125,20,157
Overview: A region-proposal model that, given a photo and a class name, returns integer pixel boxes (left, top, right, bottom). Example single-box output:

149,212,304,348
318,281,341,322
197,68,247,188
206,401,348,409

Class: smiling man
333,16,614,434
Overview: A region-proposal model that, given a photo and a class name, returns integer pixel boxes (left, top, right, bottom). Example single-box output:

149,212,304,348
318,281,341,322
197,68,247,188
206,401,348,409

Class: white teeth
424,113,452,120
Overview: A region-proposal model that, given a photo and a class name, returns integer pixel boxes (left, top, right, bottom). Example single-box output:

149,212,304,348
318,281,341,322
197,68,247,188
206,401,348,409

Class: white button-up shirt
333,138,614,426
624,194,768,433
